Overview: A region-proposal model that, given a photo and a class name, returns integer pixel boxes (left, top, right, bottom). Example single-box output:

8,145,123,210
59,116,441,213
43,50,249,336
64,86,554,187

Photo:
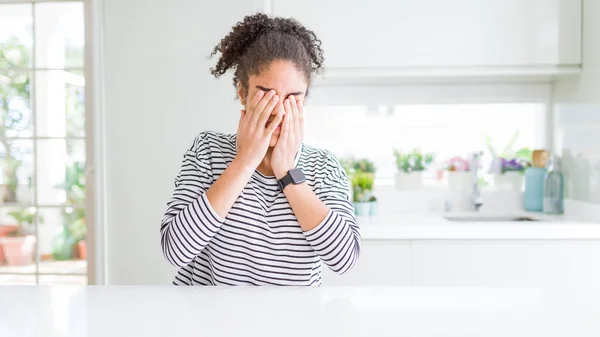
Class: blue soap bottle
523,150,548,212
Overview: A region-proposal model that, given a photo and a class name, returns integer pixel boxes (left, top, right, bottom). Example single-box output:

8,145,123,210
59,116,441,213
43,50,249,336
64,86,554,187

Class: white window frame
0,0,94,284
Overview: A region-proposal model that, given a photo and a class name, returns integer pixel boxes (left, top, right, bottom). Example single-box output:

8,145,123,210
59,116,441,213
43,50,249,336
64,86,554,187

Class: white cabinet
271,0,581,75
329,239,600,286
411,240,600,286
321,241,411,286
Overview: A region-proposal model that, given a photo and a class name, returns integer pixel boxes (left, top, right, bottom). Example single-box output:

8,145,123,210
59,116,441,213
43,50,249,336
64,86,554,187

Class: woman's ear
237,83,246,106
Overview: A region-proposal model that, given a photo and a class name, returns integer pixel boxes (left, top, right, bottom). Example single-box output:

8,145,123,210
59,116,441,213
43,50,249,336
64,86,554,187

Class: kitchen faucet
471,151,484,211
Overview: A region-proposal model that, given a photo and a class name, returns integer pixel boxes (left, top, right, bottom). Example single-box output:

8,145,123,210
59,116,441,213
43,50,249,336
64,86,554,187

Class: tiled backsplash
554,104,600,204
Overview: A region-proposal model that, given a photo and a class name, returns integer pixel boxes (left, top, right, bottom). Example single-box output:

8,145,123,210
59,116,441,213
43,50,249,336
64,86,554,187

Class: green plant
353,158,376,174
339,158,355,176
56,161,86,242
351,172,374,202
1,37,31,202
7,208,44,236
394,149,434,173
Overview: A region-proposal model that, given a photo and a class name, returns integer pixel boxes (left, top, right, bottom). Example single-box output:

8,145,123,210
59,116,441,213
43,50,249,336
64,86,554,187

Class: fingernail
269,90,276,95
273,96,279,101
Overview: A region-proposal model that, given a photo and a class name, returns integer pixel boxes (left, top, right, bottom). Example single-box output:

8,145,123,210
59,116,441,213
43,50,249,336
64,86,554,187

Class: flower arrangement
485,132,532,175
445,156,470,172
393,149,434,173
500,158,527,173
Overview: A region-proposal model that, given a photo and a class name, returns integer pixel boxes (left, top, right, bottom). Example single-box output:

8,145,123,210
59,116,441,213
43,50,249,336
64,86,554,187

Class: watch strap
279,173,295,190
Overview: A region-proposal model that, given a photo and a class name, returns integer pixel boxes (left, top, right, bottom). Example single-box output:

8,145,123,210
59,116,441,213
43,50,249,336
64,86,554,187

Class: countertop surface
2,286,600,337
359,212,600,240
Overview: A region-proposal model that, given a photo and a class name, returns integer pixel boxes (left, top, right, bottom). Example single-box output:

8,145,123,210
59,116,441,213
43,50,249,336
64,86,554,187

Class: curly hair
210,13,324,95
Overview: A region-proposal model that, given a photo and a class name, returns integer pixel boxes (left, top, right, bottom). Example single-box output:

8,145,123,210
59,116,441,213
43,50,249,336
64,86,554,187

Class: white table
1,286,600,337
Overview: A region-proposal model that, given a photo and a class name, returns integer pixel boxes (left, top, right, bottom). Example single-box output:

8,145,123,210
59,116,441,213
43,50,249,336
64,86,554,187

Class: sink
443,214,538,222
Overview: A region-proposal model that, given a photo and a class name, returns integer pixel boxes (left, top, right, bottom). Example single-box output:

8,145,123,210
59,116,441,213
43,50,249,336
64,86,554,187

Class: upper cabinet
269,0,582,81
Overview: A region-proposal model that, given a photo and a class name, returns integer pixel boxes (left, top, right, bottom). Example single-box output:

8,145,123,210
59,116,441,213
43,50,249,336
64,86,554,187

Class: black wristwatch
278,168,306,190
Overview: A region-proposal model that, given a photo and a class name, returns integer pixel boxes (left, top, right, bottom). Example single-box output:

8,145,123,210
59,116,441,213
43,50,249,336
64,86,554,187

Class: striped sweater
160,131,361,285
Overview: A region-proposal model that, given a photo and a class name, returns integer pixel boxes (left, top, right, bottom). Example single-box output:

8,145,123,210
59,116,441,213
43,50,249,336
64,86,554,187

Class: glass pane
39,274,86,285
37,139,85,205
35,70,85,137
37,207,87,274
0,4,33,68
34,2,84,68
0,274,35,285
0,71,33,138
305,103,541,185
0,139,34,205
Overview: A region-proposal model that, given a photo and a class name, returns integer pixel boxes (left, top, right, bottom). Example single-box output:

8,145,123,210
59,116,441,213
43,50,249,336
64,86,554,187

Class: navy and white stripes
160,131,360,285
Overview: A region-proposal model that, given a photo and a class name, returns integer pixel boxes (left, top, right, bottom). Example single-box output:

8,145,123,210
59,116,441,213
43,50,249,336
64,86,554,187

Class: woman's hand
272,96,304,180
235,90,284,170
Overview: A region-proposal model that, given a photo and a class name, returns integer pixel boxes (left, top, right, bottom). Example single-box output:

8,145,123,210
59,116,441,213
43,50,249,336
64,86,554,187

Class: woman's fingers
245,90,265,120
281,99,293,138
251,90,276,124
297,99,304,137
258,94,280,127
266,110,284,134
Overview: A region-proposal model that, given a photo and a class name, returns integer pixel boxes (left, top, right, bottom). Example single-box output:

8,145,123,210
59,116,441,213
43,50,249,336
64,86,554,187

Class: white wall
552,0,600,205
102,0,254,284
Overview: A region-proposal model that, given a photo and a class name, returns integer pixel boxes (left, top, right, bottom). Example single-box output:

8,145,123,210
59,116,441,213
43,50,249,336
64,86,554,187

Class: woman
160,13,360,286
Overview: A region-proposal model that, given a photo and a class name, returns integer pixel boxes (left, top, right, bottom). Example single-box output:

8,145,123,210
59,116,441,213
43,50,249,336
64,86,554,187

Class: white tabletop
2,286,600,337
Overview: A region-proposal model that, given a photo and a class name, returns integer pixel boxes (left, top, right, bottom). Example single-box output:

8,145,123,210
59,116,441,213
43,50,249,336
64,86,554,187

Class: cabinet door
411,240,600,286
271,0,581,68
321,241,411,286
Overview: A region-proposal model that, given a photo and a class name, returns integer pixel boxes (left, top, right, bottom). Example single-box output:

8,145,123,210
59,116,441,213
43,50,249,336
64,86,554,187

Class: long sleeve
304,153,361,275
160,133,226,267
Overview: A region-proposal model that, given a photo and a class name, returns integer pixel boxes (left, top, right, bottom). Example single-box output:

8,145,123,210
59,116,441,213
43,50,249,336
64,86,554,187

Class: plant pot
353,202,371,216
494,172,523,192
0,235,36,266
0,225,18,264
447,171,472,192
78,240,87,260
369,201,378,216
0,184,17,203
395,171,423,190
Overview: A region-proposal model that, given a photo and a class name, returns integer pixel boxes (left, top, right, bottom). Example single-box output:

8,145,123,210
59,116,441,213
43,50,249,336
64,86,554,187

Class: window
0,1,86,285
304,87,548,187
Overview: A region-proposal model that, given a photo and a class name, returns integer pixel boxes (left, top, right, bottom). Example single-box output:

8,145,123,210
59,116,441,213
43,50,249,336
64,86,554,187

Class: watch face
289,168,306,184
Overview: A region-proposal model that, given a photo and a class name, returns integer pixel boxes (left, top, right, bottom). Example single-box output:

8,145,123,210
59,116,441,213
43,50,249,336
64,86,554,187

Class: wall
102,0,254,284
552,0,600,205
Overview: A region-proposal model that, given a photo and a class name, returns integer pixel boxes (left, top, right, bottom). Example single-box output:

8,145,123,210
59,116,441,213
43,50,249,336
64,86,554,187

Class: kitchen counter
2,286,600,337
359,212,600,240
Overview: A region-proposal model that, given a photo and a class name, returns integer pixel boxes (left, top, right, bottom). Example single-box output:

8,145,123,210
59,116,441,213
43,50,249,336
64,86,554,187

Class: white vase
494,172,523,192
395,171,423,190
447,171,472,192
353,202,371,216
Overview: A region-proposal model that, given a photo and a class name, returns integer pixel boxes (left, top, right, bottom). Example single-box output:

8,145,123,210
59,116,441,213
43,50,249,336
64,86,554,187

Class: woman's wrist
229,158,257,178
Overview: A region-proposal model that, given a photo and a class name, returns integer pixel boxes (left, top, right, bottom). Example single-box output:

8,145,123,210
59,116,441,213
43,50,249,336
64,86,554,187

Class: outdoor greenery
394,149,434,173
1,37,31,202
7,207,44,236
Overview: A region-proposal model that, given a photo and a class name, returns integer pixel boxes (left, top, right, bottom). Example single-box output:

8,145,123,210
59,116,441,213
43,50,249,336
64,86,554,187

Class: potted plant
485,133,532,191
352,171,375,216
393,149,434,190
0,208,43,265
495,157,529,191
445,156,471,192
